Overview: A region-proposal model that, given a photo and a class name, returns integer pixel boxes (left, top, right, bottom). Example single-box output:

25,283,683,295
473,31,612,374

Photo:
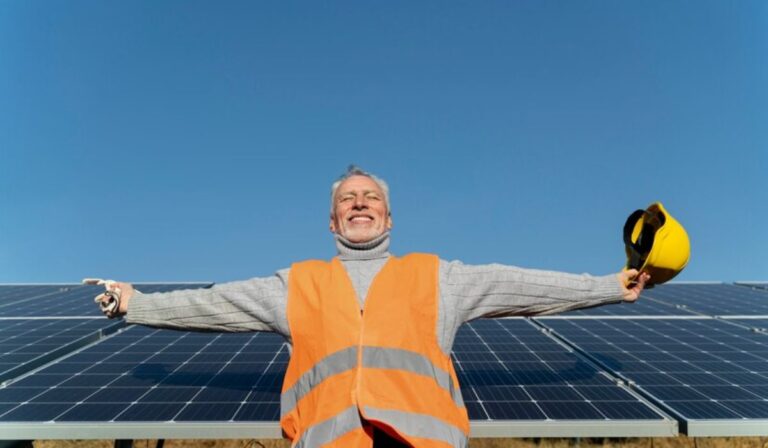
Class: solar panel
0,283,212,318
456,319,674,437
0,286,79,304
726,319,768,334
643,283,768,317
0,283,214,387
0,325,285,439
560,297,698,317
536,317,768,436
736,282,768,292
0,319,124,384
0,319,675,439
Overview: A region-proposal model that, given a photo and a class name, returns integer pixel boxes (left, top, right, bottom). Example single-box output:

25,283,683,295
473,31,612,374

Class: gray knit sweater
126,233,623,354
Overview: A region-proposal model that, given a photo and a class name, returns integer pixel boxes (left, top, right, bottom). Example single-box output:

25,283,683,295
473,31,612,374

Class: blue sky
1,1,766,283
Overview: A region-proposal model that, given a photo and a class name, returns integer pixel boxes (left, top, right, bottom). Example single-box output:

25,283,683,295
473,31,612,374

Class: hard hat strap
623,209,657,270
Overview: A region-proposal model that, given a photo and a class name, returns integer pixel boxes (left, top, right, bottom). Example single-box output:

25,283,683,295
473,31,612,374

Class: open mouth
348,215,374,223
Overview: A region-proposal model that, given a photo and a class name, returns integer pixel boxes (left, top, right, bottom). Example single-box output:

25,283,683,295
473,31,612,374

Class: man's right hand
83,278,135,318
617,269,650,303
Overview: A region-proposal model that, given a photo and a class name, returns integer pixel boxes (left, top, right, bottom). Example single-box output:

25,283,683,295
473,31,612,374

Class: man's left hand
617,269,651,302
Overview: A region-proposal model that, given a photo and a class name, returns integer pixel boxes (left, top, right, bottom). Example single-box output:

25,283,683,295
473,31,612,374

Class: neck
335,232,391,260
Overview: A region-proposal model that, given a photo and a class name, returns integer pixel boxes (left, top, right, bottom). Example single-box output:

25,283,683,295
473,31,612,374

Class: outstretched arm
434,260,649,353
88,270,291,338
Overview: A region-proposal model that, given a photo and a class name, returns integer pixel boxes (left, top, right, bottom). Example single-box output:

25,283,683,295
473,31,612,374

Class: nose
352,194,368,209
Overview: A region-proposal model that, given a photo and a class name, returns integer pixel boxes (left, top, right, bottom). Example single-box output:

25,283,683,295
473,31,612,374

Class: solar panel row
0,320,675,439
0,282,766,439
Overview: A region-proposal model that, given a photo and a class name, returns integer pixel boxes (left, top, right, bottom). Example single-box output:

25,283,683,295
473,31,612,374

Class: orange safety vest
281,253,470,447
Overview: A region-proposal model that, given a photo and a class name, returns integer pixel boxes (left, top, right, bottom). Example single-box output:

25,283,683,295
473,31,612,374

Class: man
94,166,649,447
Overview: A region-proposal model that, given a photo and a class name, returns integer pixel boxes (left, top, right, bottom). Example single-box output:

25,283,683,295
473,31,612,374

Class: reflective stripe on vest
281,346,359,418
362,346,465,409
281,346,464,418
364,407,468,448
295,405,469,448
295,405,362,448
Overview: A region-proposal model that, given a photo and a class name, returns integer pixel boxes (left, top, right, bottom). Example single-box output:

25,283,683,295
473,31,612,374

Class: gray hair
330,165,391,217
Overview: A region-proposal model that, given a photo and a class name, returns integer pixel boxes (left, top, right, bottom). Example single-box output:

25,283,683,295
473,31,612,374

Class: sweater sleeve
436,259,623,353
125,268,291,338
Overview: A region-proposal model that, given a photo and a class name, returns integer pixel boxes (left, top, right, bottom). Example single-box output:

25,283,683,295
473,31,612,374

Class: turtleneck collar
335,231,391,261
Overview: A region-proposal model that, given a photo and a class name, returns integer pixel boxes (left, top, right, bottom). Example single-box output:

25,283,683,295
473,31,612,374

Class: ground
30,438,768,448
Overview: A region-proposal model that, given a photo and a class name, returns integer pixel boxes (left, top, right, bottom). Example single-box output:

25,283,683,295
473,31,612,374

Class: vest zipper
355,308,365,412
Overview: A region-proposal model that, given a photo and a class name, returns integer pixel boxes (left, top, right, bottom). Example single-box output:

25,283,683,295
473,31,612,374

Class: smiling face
330,175,392,243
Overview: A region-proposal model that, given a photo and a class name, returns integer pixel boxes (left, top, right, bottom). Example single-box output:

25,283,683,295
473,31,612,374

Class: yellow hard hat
623,202,690,286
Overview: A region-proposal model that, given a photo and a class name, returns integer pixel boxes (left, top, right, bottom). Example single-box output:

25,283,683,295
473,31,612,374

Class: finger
82,278,104,285
638,273,651,287
94,292,116,304
624,271,640,288
632,274,651,295
622,269,639,286
96,293,119,314
83,278,119,290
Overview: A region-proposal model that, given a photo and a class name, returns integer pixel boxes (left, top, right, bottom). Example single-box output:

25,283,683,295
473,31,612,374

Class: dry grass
31,438,768,448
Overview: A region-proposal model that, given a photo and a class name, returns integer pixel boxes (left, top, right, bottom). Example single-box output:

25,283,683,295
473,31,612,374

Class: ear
386,214,393,230
329,215,337,233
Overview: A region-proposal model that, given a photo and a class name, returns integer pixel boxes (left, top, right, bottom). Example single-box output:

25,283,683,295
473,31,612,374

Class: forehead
336,175,384,195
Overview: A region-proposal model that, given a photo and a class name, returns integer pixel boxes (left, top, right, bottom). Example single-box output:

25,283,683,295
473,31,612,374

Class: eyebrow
336,190,382,203
339,189,380,196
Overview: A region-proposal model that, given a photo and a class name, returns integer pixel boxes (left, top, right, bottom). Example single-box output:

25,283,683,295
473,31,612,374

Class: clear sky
1,1,766,284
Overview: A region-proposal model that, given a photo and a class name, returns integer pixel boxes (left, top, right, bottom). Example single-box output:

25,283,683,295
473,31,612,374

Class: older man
94,166,648,448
